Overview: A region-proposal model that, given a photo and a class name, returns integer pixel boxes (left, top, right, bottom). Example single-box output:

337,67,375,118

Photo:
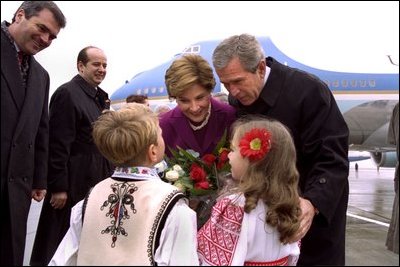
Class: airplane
110,36,399,168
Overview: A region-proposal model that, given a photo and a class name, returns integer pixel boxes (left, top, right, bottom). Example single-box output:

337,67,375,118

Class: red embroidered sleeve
197,197,244,266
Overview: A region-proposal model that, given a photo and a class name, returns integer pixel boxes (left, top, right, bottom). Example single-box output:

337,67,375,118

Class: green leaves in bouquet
163,129,231,197
213,129,228,155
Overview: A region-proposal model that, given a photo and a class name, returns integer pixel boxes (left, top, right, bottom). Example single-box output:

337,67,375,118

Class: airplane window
192,46,200,53
144,88,149,94
341,80,348,87
369,80,376,87
151,87,156,93
360,80,366,87
159,87,164,93
182,45,200,54
351,80,357,87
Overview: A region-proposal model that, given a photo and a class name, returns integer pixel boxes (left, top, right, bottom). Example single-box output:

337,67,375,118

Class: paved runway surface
23,159,399,266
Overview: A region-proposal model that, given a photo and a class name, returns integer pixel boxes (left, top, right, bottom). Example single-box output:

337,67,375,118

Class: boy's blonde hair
230,116,301,244
92,103,159,166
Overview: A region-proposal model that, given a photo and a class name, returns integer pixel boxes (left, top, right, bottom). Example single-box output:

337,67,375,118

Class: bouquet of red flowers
163,131,231,197
162,131,231,229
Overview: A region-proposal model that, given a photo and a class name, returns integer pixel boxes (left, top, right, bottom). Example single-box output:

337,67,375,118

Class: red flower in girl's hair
239,128,272,161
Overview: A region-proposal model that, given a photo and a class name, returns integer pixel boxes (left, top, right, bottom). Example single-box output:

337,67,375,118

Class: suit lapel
202,113,218,154
1,33,25,111
14,58,47,137
169,101,223,156
201,100,223,154
170,109,202,153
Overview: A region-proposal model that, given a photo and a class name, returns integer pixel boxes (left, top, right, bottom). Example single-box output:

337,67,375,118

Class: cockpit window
182,45,200,54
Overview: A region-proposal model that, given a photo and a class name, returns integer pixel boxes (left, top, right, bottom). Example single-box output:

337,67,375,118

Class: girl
197,116,301,266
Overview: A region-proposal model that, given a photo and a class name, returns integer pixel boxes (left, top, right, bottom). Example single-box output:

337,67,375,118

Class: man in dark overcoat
0,2,66,265
30,46,114,266
213,34,349,265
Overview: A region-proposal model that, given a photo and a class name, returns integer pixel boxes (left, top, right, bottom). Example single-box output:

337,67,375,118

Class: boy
49,103,199,266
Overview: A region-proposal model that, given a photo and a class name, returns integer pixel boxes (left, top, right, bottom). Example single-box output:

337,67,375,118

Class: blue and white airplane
110,37,399,167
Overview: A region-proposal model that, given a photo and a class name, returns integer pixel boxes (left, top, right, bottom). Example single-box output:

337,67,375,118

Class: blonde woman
160,54,236,157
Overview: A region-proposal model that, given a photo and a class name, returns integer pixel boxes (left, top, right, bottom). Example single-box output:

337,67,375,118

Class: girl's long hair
228,116,301,243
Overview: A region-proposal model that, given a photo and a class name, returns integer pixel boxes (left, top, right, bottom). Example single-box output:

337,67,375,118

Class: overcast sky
1,1,399,98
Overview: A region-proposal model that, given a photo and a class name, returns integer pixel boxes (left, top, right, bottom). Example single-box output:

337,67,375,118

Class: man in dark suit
212,34,349,265
1,2,66,265
30,46,114,266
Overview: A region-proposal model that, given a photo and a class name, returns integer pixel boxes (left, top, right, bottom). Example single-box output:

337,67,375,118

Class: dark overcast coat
230,57,350,265
1,30,49,265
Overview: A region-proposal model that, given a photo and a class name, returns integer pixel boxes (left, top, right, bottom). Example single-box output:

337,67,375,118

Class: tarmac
23,159,399,266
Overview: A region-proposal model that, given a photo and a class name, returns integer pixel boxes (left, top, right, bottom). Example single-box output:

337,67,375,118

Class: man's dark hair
12,1,66,28
77,46,99,65
126,94,148,104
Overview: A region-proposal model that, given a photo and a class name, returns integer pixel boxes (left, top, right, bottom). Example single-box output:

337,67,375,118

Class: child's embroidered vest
77,177,185,265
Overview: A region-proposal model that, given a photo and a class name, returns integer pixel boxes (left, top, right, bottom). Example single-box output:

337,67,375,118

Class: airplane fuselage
110,36,399,167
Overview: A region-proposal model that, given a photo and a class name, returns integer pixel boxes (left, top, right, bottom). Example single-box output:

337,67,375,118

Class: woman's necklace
189,104,211,131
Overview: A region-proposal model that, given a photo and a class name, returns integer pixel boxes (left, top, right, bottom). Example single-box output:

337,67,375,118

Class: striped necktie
17,51,24,66
17,51,29,88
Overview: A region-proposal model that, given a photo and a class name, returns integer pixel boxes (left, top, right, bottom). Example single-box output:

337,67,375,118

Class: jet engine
370,151,397,167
